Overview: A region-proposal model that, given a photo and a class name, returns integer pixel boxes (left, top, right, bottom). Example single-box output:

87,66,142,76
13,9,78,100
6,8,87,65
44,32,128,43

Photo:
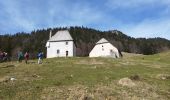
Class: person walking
38,52,43,64
18,51,23,62
24,52,29,64
0,51,3,62
3,52,8,62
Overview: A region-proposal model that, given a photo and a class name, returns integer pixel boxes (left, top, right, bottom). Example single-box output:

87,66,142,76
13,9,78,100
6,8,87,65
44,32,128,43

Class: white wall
47,41,75,58
89,43,119,58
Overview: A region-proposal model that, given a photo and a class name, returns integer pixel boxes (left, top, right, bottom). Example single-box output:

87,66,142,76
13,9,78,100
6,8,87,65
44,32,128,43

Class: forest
0,26,170,59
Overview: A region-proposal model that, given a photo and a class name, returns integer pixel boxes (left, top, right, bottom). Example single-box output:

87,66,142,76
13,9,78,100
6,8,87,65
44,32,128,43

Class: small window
110,49,113,52
102,48,104,51
102,45,104,51
66,42,68,45
57,49,60,54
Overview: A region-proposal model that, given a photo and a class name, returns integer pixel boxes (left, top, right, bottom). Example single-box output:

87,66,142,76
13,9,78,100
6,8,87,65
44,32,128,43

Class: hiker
24,52,29,64
17,51,23,62
3,52,8,62
37,52,43,64
2,52,5,60
0,51,3,62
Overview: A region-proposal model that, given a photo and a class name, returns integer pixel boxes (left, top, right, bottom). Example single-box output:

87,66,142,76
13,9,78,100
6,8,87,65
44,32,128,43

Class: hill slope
0,26,170,58
0,51,170,99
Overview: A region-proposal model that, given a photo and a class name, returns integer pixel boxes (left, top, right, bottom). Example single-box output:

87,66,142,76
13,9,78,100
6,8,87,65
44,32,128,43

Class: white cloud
106,0,170,9
0,0,170,40
47,0,104,27
105,0,170,40
0,0,105,33
119,18,170,39
0,0,36,33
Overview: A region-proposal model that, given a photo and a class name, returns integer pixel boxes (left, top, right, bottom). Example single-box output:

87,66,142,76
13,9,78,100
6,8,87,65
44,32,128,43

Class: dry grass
0,51,170,99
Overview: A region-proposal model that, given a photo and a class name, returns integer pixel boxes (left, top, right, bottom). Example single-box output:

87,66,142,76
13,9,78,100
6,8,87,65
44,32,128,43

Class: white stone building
89,38,120,58
46,30,76,58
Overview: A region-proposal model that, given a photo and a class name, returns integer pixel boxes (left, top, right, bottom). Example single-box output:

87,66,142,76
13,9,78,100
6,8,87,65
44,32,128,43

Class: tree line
0,26,170,59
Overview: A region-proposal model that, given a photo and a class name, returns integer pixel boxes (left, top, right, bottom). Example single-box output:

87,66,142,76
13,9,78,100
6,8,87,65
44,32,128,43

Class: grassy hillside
0,52,170,100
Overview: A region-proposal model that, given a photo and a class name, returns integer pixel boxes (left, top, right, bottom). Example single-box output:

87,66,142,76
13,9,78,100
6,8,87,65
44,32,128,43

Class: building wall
73,44,76,56
47,41,75,58
89,43,119,58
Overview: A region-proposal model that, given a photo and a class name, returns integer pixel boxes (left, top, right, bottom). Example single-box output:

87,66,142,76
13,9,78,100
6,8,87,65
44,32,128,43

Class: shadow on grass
1,65,16,69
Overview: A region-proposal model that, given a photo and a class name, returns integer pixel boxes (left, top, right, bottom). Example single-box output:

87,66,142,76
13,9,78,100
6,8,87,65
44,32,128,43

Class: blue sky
0,0,170,39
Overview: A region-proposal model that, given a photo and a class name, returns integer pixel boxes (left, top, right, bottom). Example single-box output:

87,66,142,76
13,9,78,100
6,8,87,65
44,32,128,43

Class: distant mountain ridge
0,26,170,58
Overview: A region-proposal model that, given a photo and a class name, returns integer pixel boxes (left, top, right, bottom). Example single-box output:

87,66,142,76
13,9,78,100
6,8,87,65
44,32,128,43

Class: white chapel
89,38,120,58
46,30,76,58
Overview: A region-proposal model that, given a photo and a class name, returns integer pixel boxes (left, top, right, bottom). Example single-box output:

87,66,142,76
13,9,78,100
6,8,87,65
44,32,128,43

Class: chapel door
66,51,68,57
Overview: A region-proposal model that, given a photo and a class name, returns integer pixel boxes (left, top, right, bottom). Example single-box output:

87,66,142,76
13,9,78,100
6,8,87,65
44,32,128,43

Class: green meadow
0,52,170,100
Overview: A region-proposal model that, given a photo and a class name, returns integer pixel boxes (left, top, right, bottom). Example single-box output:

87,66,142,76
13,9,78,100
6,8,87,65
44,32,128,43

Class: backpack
38,53,42,58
